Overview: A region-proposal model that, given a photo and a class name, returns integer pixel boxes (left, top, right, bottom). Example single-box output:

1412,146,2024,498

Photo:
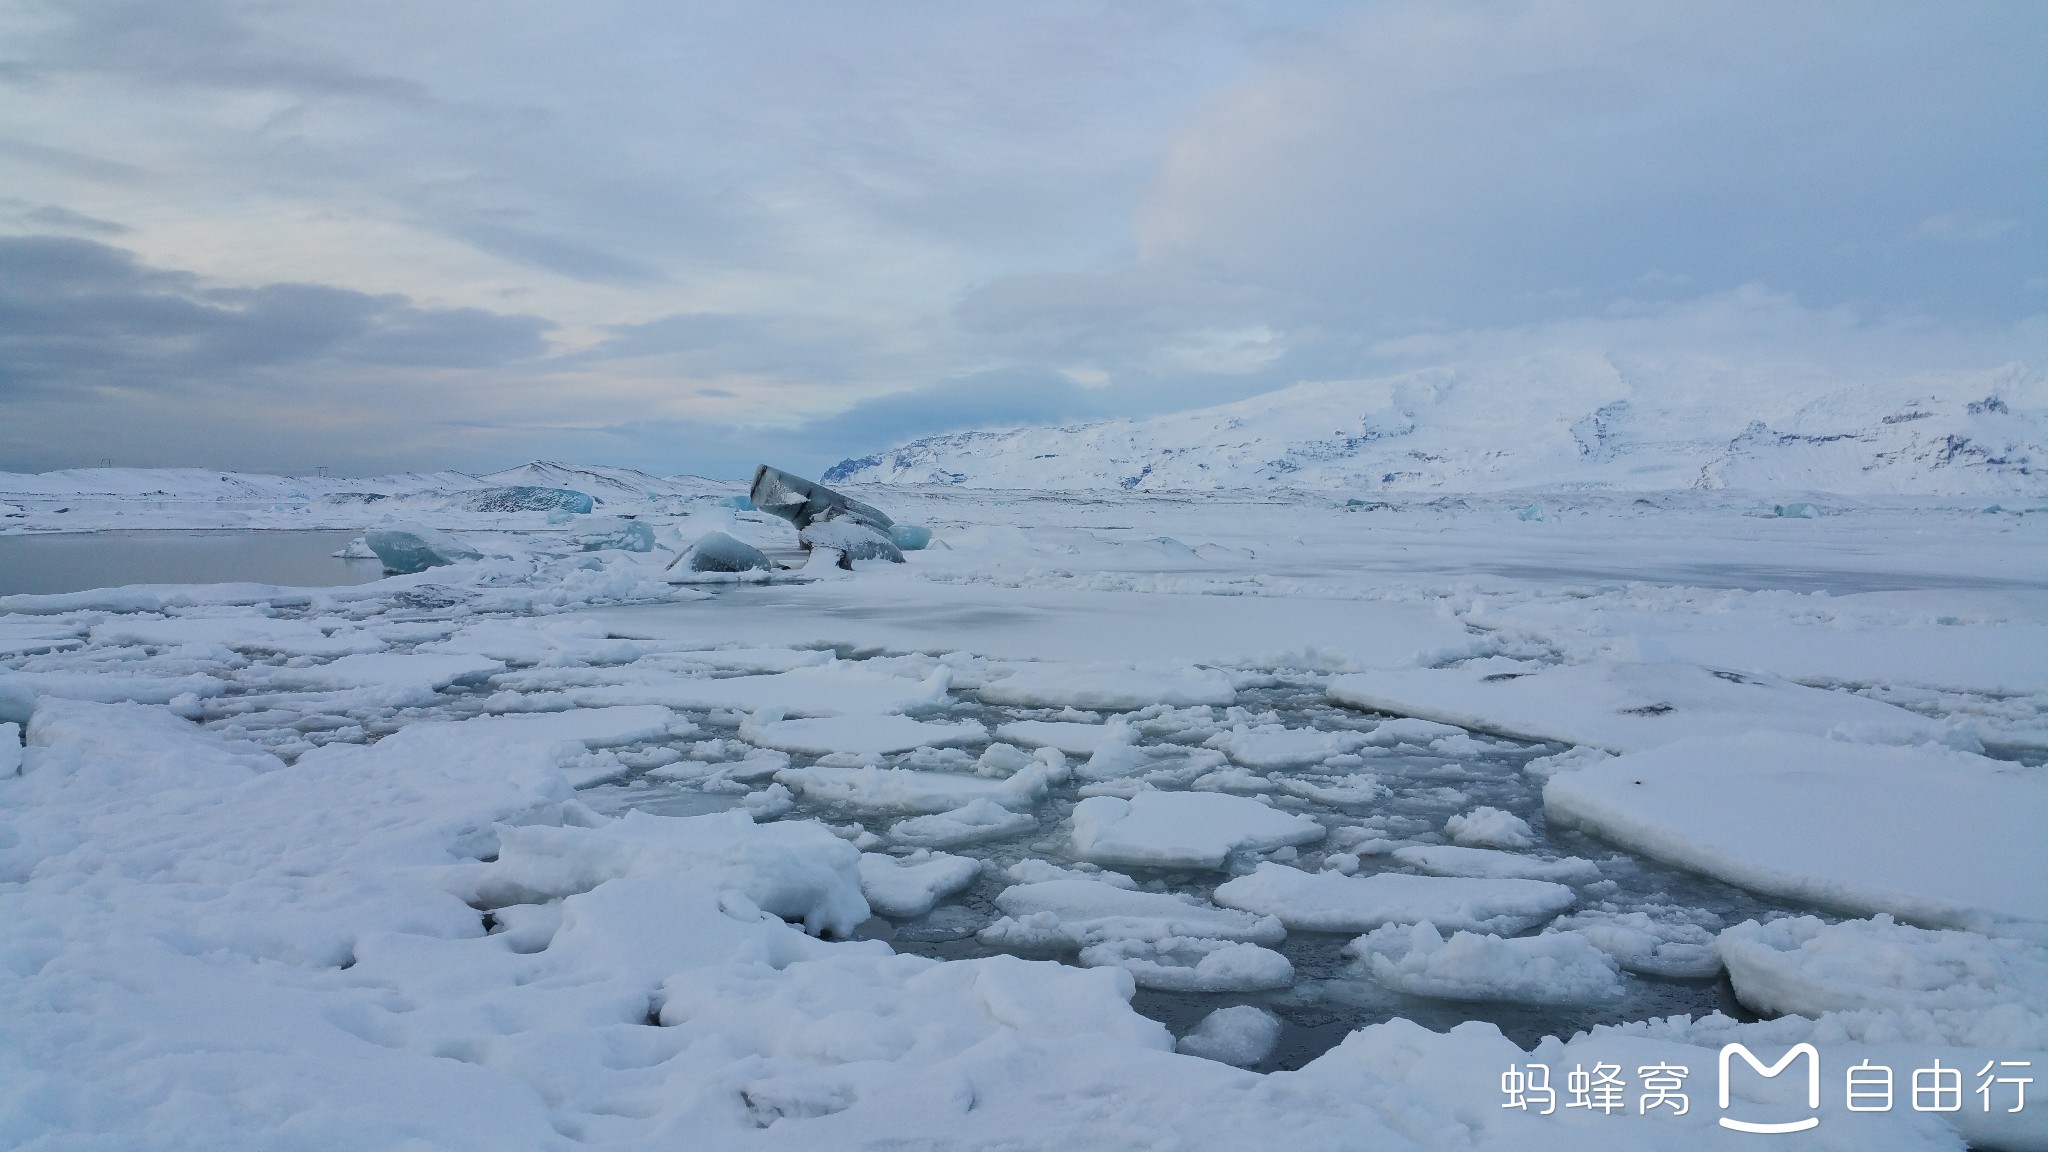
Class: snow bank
1069,791,1325,869
980,663,1237,710
1213,863,1576,934
1544,732,2048,933
1349,921,1624,1004
1330,660,1955,753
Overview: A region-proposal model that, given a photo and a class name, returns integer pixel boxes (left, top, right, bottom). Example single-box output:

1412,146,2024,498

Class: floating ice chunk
1213,863,1576,934
980,664,1237,710
1,721,19,776
1548,909,1723,978
1331,660,1954,754
0,670,227,723
888,523,933,551
1003,859,1136,888
89,616,388,656
1275,775,1384,806
983,876,1286,949
1176,1005,1281,1066
1205,723,1369,768
745,712,988,757
1079,937,1294,992
1070,791,1325,870
250,653,504,693
994,718,1122,756
570,516,656,552
1394,844,1600,884
800,518,905,563
858,850,981,918
460,485,593,514
478,809,869,937
1444,806,1535,849
461,705,676,748
668,530,772,576
569,662,951,716
1718,915,2048,1045
1348,921,1624,1004
887,799,1039,848
1192,766,1277,793
774,759,1044,813
1544,731,2048,931
1075,739,1226,783
1363,717,1466,746
362,523,480,573
740,782,795,820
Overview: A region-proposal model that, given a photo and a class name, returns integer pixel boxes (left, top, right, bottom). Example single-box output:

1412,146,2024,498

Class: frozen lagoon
1,484,2044,1150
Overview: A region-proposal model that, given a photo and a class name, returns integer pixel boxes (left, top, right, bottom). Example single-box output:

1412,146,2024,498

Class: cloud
0,236,552,400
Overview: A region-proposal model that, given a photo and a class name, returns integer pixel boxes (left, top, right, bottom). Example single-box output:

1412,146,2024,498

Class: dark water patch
0,529,382,595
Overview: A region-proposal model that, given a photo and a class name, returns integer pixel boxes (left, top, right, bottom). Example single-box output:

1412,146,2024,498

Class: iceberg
668,530,772,575
570,516,656,552
888,524,933,550
799,518,905,563
748,464,894,531
459,485,595,514
362,523,481,574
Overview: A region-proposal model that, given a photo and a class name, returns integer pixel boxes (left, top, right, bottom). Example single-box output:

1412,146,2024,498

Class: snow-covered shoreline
2,467,2043,1150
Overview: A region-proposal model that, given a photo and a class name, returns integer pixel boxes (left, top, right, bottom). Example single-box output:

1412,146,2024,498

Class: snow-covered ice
1176,1005,1283,1066
1392,844,1601,884
1330,660,1955,753
1545,732,2048,933
1348,921,1625,1004
1069,790,1325,869
858,850,981,918
2,466,2040,1150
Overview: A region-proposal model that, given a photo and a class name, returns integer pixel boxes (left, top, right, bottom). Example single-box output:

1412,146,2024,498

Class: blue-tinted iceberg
460,486,595,514
363,524,482,574
669,530,772,575
571,517,656,552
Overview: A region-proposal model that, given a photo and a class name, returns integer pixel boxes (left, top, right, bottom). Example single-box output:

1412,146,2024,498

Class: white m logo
1719,1043,1821,1134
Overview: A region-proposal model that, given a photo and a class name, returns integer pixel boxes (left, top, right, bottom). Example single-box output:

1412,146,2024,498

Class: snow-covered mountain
825,355,2047,496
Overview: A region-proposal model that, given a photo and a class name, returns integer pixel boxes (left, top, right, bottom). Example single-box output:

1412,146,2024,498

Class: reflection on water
0,529,384,596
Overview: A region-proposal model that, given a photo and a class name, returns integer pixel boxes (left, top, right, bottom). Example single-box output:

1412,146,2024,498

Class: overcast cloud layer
1,0,2042,478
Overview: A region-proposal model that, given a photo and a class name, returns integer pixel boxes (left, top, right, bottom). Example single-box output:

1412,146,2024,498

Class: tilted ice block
363,523,481,574
669,530,772,575
749,464,893,531
458,485,594,514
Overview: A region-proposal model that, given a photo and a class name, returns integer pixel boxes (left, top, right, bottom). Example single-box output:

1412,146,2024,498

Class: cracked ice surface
1,483,2043,1150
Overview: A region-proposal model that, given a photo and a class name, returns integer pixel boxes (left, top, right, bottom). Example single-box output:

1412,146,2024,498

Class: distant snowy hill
825,355,2047,496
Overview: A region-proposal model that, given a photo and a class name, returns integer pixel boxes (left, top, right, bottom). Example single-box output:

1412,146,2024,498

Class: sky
1,0,2042,480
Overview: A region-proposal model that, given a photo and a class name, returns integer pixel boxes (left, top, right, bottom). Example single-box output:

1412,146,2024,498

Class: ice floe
1078,936,1294,992
1330,660,1957,753
774,759,1047,812
1545,731,2048,932
742,711,988,756
1069,790,1325,869
980,875,1286,949
981,663,1237,710
887,799,1040,847
1547,908,1724,978
1348,921,1625,1004
858,850,982,918
1392,844,1601,884
1213,864,1577,934
1175,1005,1282,1066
